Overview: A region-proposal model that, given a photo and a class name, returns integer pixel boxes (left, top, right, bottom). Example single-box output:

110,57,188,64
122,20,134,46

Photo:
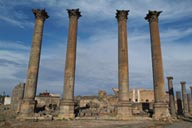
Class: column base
183,112,190,117
190,105,192,115
169,108,176,118
153,102,170,120
17,99,36,120
57,100,75,120
116,101,132,120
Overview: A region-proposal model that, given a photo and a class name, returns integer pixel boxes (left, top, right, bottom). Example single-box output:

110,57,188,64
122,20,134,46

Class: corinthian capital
180,81,186,85
67,9,81,19
116,10,129,22
32,9,49,21
167,76,173,80
145,10,162,22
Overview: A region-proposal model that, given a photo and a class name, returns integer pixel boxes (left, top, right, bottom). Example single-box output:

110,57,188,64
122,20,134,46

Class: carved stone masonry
58,9,81,120
176,91,183,115
190,86,192,99
167,76,176,117
180,81,189,116
145,10,162,23
18,9,48,119
145,10,170,120
32,9,49,21
116,10,132,120
116,10,129,22
190,86,192,114
67,9,81,19
187,94,191,114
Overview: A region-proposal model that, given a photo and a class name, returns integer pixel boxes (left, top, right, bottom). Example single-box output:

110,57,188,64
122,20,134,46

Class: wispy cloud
0,0,192,95
0,40,29,50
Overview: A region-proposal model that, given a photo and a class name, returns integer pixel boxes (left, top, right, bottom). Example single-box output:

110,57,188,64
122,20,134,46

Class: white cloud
0,0,192,96
0,40,29,50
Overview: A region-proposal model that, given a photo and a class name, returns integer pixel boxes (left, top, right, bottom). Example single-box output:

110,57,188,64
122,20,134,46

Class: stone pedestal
176,91,183,115
180,81,189,117
17,99,36,119
59,9,81,119
167,76,176,117
153,102,169,120
116,10,132,119
58,100,75,119
116,102,132,120
145,10,170,120
18,9,48,119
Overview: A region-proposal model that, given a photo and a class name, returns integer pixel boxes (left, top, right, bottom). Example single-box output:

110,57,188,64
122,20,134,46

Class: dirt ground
0,105,191,128
0,119,192,128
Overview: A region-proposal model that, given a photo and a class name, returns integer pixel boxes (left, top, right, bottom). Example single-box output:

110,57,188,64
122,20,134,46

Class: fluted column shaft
24,9,48,100
181,81,189,115
59,9,81,119
176,91,183,115
190,86,192,100
18,9,48,118
167,76,176,116
187,94,191,113
145,11,165,103
116,10,129,102
145,10,169,120
63,9,81,101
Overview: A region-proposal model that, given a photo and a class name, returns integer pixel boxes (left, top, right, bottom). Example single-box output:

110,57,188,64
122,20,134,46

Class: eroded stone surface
59,9,81,119
18,9,48,119
145,10,170,120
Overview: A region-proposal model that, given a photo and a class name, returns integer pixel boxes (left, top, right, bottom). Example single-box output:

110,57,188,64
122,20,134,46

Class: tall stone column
167,76,176,117
59,9,81,119
145,10,169,120
190,86,192,99
180,81,189,116
116,10,132,119
187,94,191,114
176,91,183,115
190,86,192,114
19,9,48,118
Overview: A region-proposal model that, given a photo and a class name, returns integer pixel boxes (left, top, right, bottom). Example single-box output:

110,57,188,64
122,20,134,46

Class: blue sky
0,0,192,96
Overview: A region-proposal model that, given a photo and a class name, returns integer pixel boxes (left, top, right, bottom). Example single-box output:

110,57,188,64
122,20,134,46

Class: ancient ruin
145,10,170,120
116,10,132,119
0,8,189,124
59,9,81,119
11,83,25,113
187,93,191,114
180,81,189,117
176,91,183,115
18,9,49,119
167,76,176,117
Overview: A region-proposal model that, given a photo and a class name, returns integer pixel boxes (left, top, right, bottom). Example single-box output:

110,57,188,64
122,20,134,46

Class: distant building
35,91,61,108
4,97,11,105
113,88,169,103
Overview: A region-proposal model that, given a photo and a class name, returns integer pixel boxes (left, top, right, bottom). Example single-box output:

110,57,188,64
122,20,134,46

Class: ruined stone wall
128,89,154,103
139,89,154,102
35,96,60,107
11,83,25,113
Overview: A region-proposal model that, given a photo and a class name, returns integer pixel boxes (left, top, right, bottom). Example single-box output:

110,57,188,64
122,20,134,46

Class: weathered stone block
17,99,36,119
58,100,75,119
116,102,132,120
153,102,170,120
